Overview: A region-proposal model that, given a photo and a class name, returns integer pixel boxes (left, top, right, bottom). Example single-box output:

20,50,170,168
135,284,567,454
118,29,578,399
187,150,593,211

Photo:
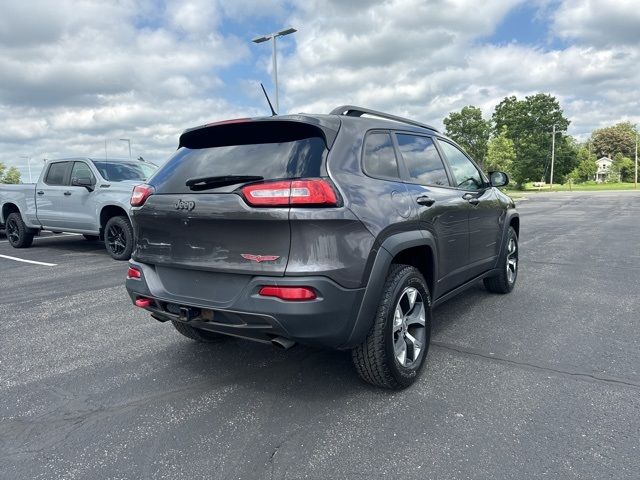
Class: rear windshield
92,161,157,182
151,122,328,194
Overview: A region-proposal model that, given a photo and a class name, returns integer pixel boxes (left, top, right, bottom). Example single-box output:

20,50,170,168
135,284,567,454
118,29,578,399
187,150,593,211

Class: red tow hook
135,298,152,308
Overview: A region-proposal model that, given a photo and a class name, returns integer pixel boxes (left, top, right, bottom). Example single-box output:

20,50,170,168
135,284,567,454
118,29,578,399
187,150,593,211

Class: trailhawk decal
241,254,281,263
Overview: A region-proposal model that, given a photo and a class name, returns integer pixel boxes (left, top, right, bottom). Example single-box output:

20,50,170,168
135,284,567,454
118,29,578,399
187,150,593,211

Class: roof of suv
179,106,441,151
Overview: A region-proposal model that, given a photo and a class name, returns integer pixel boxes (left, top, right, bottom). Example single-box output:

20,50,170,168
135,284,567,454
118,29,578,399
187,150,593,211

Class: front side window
45,162,71,186
439,141,484,191
363,132,400,179
396,134,449,186
71,162,95,183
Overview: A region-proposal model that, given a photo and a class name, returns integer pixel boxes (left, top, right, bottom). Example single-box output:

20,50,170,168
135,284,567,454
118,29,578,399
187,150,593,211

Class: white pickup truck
0,157,157,260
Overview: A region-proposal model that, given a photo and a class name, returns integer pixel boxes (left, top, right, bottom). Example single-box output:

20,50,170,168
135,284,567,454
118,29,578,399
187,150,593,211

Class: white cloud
552,0,640,46
280,0,640,140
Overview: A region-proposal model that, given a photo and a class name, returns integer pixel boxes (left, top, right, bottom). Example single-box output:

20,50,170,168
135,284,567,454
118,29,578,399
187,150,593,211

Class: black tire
83,234,99,241
484,226,518,294
5,212,34,248
104,215,134,260
171,321,226,343
352,264,432,390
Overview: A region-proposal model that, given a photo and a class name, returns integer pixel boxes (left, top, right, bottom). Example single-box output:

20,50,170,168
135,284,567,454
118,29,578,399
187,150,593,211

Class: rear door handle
416,195,436,207
64,191,72,196
37,190,44,195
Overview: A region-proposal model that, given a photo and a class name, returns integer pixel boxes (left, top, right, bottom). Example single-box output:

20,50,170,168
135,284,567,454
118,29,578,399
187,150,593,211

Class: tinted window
363,133,399,179
439,141,484,190
152,129,327,194
91,161,157,182
396,134,449,186
45,162,71,186
71,162,95,183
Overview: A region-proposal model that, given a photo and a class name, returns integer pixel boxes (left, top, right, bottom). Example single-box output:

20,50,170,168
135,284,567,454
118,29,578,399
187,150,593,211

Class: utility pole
635,130,638,189
550,124,556,190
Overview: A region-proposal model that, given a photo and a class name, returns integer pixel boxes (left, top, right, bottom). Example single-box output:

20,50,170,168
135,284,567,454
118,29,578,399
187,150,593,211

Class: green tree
1,166,21,184
568,146,597,182
492,93,574,185
613,153,634,182
485,126,516,174
443,106,490,167
591,122,637,159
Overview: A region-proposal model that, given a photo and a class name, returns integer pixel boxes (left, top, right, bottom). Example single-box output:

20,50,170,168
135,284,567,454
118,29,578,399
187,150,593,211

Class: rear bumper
126,260,365,349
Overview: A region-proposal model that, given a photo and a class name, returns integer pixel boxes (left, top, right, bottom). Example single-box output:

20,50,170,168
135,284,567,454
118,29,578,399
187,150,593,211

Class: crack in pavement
431,341,640,389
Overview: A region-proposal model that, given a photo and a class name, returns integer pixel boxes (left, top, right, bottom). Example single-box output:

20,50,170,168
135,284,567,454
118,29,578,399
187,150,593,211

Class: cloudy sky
1,0,639,180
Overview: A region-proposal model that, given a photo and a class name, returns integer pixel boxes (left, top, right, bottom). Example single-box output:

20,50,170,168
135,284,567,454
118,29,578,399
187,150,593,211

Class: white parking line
0,233,83,244
0,254,57,266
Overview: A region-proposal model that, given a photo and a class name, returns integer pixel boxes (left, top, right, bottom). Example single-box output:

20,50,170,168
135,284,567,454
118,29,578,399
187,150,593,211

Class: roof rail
329,105,439,132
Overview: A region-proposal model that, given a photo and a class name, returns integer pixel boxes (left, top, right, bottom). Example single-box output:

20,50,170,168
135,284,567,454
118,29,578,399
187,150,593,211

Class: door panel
467,188,503,275
36,161,72,229
405,183,471,295
63,161,97,231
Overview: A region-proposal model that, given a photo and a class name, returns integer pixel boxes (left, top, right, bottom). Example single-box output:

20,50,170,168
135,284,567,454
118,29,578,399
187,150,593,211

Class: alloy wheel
506,237,518,284
392,287,427,367
7,218,20,244
106,224,126,255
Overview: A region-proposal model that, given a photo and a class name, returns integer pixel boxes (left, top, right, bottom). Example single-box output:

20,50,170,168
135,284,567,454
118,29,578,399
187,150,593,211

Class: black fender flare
340,230,437,349
494,210,519,268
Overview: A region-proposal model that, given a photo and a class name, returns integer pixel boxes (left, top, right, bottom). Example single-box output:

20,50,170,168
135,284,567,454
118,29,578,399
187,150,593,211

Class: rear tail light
241,178,338,207
127,266,141,279
258,286,317,301
131,184,155,207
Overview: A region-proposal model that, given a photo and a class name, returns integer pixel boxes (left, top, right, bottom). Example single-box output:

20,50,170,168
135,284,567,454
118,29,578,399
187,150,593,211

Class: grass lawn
504,182,638,196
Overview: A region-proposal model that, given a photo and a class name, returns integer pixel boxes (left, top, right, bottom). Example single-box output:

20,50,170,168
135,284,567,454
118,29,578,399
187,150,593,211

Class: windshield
91,161,157,182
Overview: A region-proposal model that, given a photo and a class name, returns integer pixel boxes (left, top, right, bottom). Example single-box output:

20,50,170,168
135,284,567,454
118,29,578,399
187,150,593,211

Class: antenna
260,83,277,116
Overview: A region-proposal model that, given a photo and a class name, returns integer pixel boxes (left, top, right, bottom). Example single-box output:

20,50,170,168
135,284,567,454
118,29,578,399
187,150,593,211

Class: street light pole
252,27,297,113
19,155,32,183
120,138,132,161
272,35,278,112
550,124,556,190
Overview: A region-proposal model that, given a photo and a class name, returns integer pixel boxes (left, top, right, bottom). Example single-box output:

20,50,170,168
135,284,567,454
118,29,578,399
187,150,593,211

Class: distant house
595,157,613,183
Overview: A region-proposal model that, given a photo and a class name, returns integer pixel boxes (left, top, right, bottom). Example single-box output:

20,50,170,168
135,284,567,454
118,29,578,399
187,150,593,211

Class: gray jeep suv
126,106,519,389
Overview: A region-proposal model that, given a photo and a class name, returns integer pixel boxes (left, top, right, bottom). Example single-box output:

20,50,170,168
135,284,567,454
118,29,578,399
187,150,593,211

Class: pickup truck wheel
352,264,431,390
83,234,99,241
104,216,133,260
484,226,518,294
5,212,34,248
171,321,226,343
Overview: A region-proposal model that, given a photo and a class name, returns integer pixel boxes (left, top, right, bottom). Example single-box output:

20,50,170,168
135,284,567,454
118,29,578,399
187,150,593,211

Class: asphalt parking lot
1,191,639,479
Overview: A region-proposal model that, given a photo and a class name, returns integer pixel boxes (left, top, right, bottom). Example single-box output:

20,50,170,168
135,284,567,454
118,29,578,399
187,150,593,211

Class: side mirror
72,176,95,192
489,171,509,188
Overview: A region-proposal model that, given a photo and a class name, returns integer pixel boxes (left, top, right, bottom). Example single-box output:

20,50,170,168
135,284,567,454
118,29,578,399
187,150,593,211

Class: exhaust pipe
271,336,296,350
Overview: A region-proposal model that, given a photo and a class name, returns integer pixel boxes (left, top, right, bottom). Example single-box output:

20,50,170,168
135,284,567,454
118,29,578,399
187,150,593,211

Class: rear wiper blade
185,175,264,191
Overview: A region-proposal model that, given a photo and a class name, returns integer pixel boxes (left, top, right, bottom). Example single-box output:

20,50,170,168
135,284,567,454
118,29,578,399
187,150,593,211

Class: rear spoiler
178,115,341,150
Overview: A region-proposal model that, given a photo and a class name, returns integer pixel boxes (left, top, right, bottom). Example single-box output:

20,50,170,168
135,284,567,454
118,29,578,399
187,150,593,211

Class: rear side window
45,162,71,186
396,134,449,186
152,122,328,194
363,132,400,179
